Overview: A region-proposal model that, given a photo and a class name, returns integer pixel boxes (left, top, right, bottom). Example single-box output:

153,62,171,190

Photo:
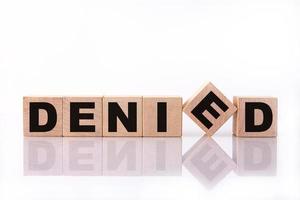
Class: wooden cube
63,97,103,137
183,82,237,136
143,96,182,137
183,136,236,188
233,97,277,137
103,96,142,137
24,97,63,137
232,137,277,176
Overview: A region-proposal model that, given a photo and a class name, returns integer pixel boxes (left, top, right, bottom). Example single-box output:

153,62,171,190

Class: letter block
23,97,63,137
183,82,237,136
233,97,277,137
63,97,103,137
143,96,182,137
103,96,142,137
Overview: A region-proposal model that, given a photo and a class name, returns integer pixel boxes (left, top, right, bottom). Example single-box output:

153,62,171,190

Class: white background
0,0,299,199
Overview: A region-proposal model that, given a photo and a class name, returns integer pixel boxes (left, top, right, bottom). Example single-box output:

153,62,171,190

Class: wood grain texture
233,97,277,137
183,82,237,136
63,97,103,137
143,96,182,137
103,96,142,137
23,97,63,137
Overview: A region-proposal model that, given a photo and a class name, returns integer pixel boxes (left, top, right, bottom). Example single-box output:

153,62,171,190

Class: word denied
23,82,277,137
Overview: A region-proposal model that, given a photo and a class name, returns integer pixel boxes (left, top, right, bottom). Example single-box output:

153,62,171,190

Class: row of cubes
24,96,182,137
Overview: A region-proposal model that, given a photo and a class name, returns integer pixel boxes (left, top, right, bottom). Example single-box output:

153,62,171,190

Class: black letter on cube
245,102,273,132
191,92,229,129
70,102,95,132
108,102,137,132
157,102,167,132
30,102,57,132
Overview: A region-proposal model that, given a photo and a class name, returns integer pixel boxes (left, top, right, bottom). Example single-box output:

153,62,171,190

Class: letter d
30,102,57,132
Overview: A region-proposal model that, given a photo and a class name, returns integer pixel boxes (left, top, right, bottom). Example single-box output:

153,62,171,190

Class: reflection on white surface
233,137,277,176
102,137,142,176
63,138,102,176
23,137,182,176
23,137,63,176
143,137,182,176
183,136,236,189
23,135,278,186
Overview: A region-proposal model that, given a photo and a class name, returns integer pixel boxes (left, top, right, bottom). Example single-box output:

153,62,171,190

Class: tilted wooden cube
233,97,277,137
183,82,237,136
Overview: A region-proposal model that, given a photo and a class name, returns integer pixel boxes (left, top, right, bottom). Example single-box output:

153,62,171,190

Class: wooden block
23,137,63,175
63,97,103,137
23,97,63,137
183,136,236,188
183,82,237,136
233,97,277,137
102,138,142,176
103,96,142,137
143,96,182,137
232,137,277,176
63,137,102,176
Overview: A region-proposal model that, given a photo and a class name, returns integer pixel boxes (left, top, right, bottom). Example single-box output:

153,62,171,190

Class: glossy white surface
0,132,299,200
